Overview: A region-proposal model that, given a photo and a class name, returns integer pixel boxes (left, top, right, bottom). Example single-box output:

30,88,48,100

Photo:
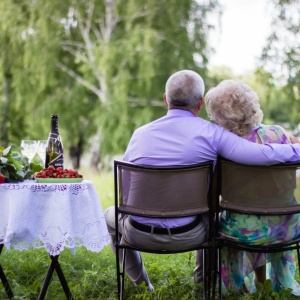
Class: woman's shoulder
258,124,289,135
257,124,291,144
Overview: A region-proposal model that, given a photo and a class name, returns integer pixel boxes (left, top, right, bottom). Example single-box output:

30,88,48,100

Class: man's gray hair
165,70,205,109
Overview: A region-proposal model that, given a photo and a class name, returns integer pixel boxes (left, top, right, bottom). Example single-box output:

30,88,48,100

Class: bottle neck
50,118,60,135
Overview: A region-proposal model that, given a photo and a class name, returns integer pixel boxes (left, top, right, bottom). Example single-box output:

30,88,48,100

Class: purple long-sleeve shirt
123,109,300,227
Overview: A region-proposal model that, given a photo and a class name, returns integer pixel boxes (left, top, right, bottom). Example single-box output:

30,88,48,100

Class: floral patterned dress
220,124,300,295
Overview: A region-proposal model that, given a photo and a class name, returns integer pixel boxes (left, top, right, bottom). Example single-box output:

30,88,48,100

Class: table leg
37,259,55,300
50,255,74,300
37,255,74,300
0,244,14,299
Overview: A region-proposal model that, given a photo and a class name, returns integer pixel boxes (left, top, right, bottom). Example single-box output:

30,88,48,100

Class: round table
0,179,110,299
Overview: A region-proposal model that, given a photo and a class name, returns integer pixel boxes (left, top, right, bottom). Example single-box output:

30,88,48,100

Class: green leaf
17,170,26,177
1,169,9,178
5,163,16,172
0,157,8,164
2,146,11,156
11,159,23,171
0,144,43,182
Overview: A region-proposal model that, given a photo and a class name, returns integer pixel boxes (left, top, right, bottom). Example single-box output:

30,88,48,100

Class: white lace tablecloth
0,180,110,256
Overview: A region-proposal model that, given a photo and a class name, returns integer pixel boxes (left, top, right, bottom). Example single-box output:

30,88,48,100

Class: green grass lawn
1,170,300,299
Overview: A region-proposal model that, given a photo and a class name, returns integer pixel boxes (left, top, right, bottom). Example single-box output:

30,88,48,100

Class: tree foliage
260,0,300,126
0,0,221,167
56,0,221,154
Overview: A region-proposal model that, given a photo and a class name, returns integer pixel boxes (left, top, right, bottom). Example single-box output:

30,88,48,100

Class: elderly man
105,70,300,291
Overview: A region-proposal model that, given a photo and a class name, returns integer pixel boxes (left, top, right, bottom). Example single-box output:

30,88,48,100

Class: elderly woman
205,79,300,295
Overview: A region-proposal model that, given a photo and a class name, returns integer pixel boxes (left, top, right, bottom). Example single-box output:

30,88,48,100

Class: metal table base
37,255,74,300
0,244,13,299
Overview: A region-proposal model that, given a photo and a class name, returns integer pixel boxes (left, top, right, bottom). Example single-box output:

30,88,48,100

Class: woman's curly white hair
204,80,263,136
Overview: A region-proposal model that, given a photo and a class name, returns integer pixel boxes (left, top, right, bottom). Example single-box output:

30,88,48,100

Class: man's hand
290,135,300,144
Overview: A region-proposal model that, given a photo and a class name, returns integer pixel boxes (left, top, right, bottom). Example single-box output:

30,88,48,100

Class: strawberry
0,174,5,184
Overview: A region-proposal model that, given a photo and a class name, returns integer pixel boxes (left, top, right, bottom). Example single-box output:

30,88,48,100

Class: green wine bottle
45,114,64,168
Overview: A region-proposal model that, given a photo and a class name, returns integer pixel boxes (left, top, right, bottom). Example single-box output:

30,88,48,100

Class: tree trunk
0,58,11,146
89,134,101,173
69,135,84,169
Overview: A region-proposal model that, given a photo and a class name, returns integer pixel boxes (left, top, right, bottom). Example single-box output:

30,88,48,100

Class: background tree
260,0,300,128
0,1,31,145
0,0,222,169
57,0,221,156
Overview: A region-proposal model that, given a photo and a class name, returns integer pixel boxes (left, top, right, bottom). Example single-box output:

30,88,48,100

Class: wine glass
21,140,47,166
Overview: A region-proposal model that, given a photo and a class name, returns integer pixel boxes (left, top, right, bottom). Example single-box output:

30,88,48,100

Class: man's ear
163,93,168,108
198,96,204,110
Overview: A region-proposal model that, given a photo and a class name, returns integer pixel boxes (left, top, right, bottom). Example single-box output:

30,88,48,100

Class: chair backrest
114,160,214,218
217,157,300,214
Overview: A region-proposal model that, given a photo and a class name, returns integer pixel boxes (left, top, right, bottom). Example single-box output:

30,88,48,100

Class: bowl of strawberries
34,165,84,183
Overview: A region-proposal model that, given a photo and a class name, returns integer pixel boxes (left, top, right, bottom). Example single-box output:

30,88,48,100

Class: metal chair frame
114,160,215,300
213,157,300,299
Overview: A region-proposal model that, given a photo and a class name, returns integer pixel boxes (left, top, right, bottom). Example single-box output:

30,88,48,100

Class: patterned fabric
220,124,300,295
0,180,110,256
